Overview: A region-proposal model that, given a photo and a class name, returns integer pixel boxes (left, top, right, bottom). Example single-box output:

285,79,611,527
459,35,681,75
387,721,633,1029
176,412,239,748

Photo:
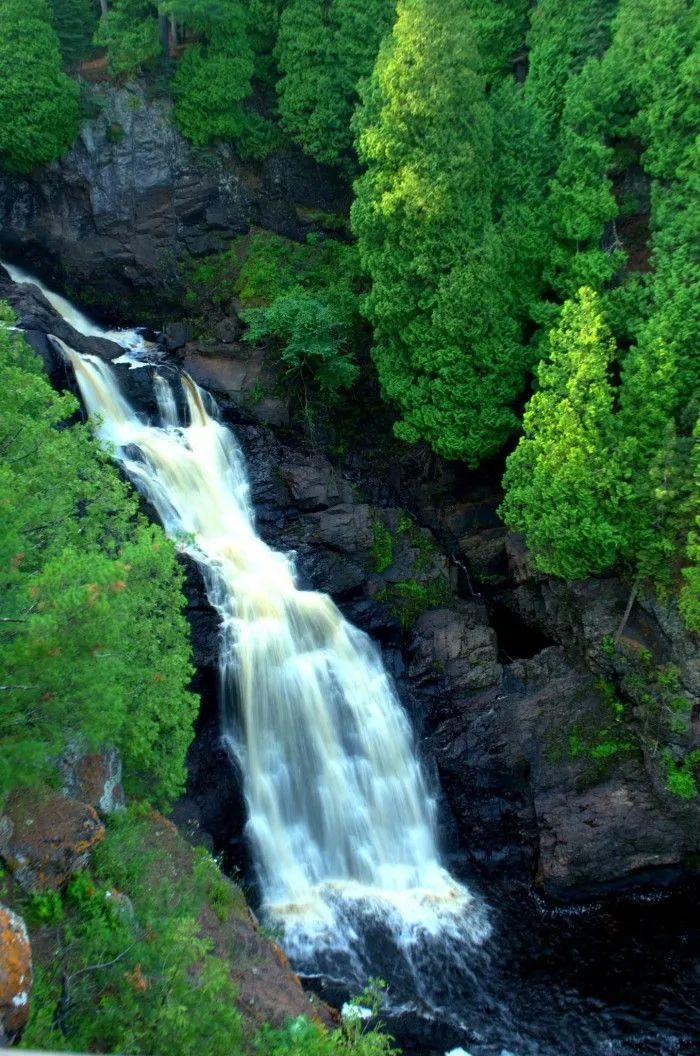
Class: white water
0,259,153,360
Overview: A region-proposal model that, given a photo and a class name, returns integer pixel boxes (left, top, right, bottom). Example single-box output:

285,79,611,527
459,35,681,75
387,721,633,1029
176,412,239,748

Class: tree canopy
0,0,79,171
0,309,198,805
352,0,532,465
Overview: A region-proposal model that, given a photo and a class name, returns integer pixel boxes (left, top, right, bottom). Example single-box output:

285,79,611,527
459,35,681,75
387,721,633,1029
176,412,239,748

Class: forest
0,0,697,631
0,0,698,1053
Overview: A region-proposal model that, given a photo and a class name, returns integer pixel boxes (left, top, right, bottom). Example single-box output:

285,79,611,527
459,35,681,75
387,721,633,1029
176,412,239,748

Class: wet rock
60,745,125,817
409,602,500,692
0,84,350,323
0,267,122,389
282,454,353,512
163,320,187,351
0,905,32,1042
311,503,373,553
214,315,242,344
0,792,105,893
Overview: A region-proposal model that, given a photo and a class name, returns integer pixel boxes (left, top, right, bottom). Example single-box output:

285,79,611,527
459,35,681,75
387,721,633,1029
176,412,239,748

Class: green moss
662,748,700,800
371,519,394,573
105,121,126,144
376,578,450,629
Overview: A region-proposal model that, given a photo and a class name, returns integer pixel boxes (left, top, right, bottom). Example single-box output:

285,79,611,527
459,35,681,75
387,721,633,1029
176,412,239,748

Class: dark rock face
0,84,350,324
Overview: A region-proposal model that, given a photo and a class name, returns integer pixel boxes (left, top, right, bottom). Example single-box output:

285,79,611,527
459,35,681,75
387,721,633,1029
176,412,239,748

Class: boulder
163,320,187,351
0,905,32,1042
0,792,105,893
409,602,501,692
311,503,374,553
60,746,125,817
281,454,353,512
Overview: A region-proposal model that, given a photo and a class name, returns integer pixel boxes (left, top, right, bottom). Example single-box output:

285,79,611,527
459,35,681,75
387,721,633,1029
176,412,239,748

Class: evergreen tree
0,0,79,172
94,0,160,75
680,420,700,633
49,0,98,65
276,0,395,169
464,0,530,82
500,289,623,578
0,308,197,805
353,0,529,465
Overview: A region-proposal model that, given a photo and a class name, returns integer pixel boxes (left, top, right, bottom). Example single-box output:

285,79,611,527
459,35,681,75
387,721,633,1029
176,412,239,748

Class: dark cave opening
489,601,555,663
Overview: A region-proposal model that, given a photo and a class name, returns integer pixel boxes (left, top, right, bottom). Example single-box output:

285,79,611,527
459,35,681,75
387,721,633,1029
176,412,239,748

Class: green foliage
464,0,530,82
370,520,393,574
501,289,622,579
236,231,364,401
49,0,98,65
94,0,161,75
0,0,79,172
243,289,359,399
26,889,65,927
22,812,244,1056
0,311,198,806
376,579,450,630
163,0,277,157
171,42,254,148
501,282,698,625
22,808,396,1055
662,749,700,801
276,0,396,169
353,0,533,466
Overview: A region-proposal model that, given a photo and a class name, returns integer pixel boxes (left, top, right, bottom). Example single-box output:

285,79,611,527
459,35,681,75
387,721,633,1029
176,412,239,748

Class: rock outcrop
0,792,105,893
0,84,350,324
60,745,125,817
0,906,32,1043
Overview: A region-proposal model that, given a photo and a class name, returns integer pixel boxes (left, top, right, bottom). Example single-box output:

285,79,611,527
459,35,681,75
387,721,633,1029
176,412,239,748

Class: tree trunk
99,0,109,16
159,14,170,51
615,578,640,641
169,19,179,49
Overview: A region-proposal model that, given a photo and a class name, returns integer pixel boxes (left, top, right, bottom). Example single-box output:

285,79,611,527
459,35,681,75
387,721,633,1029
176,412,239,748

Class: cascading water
58,339,490,1004
0,260,153,359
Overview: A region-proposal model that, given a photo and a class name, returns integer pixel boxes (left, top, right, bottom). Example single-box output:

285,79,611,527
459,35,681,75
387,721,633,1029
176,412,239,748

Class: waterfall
62,345,489,956
0,260,152,359
7,261,488,1002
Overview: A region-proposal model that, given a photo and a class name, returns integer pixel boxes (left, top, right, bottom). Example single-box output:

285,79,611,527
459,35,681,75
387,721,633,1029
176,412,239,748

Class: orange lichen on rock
0,905,32,1039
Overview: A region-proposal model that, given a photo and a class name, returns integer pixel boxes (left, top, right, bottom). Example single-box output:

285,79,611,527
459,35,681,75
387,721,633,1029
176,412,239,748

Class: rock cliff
0,84,349,324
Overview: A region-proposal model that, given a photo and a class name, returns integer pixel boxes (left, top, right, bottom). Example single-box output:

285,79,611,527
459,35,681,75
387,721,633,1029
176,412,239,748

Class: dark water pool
302,877,700,1056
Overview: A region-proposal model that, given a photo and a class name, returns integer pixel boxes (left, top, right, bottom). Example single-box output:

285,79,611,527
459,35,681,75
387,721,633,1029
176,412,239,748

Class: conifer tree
276,0,395,169
500,288,623,578
48,0,98,65
0,0,79,171
353,0,529,465
0,308,197,804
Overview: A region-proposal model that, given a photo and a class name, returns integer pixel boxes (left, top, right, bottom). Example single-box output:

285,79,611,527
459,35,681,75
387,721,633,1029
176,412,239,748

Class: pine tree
352,0,529,465
0,0,79,171
94,0,160,75
48,0,98,65
275,0,395,169
500,288,623,578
